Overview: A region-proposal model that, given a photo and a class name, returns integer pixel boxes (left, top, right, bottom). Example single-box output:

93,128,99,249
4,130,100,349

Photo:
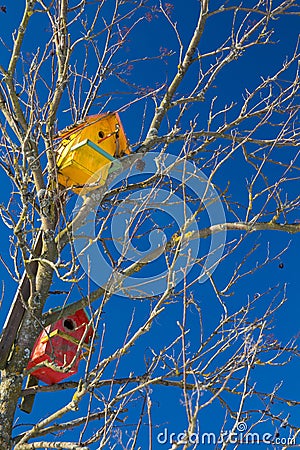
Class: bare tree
0,0,299,449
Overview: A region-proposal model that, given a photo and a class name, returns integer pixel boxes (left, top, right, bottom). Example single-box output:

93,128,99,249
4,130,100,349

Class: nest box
27,309,94,385
56,112,130,193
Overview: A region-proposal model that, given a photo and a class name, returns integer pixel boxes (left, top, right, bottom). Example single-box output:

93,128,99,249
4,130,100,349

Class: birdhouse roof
55,112,121,140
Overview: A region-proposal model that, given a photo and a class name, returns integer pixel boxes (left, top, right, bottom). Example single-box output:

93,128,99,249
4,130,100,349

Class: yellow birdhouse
56,113,130,194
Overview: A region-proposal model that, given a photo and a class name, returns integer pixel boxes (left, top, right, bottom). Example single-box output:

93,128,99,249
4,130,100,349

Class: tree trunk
0,372,24,449
0,242,56,448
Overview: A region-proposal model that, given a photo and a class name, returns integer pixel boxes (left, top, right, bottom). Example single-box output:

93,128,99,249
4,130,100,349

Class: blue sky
0,1,299,448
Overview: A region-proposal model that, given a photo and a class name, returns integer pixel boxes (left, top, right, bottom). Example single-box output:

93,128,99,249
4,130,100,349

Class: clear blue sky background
0,1,299,448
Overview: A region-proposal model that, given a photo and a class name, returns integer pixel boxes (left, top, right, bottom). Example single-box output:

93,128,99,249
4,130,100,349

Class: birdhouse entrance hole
63,318,75,331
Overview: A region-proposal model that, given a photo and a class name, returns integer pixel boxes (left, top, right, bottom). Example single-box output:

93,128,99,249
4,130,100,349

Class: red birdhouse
27,309,94,385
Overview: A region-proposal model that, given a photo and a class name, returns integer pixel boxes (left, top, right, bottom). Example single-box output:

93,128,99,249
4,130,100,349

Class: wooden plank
0,232,42,369
19,375,39,414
